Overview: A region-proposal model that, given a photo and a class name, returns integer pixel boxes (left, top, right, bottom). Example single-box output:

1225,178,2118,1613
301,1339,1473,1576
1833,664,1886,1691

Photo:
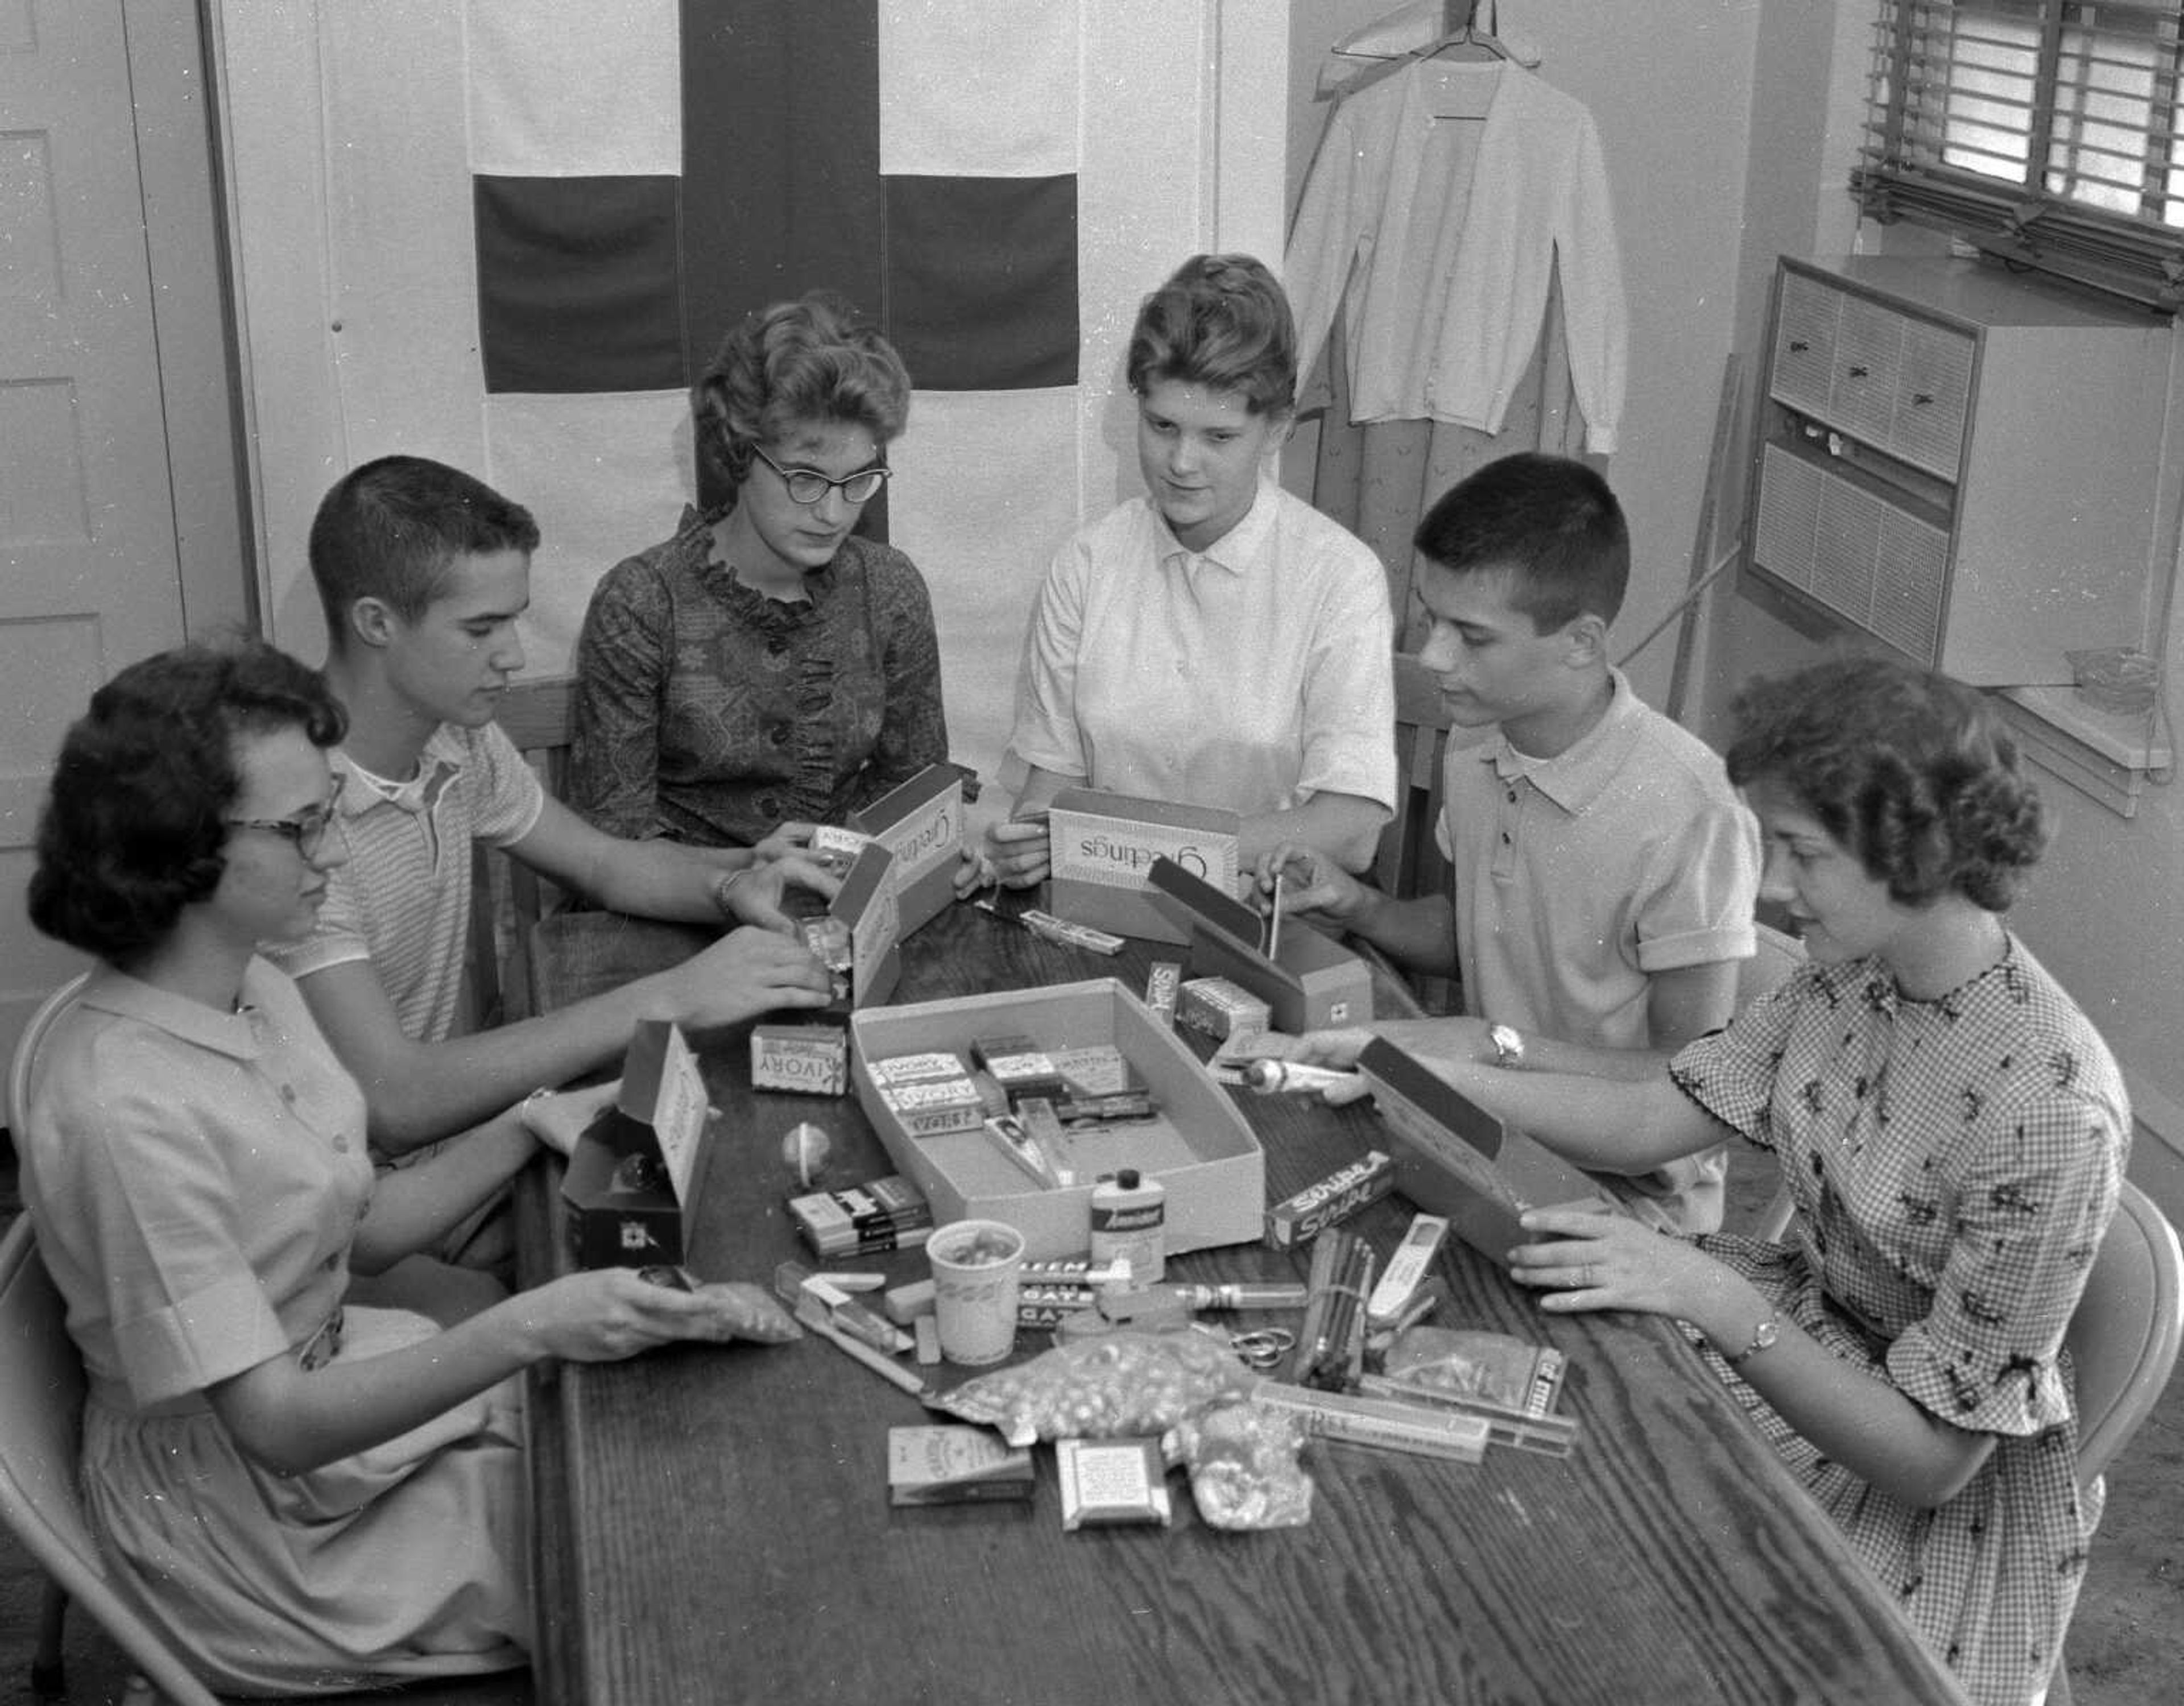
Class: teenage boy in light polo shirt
1263,453,1760,1232
272,457,837,1225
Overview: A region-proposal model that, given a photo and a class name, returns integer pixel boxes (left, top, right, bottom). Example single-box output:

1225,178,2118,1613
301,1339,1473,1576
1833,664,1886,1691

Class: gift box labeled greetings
847,761,971,936
1145,855,1373,1034
562,1020,717,1269
1045,786,1240,946
850,979,1264,1261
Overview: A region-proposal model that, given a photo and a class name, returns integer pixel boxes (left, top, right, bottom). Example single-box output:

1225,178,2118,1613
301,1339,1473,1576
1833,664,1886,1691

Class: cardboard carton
1354,1038,1616,1264
850,979,1263,1260
849,762,970,937
1147,856,1374,1033
562,1020,715,1269
812,839,901,1018
1045,787,1240,946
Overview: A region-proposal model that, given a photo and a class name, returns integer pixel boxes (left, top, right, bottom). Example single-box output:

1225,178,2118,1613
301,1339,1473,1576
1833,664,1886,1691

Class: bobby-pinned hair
1126,253,1297,417
1726,654,2046,911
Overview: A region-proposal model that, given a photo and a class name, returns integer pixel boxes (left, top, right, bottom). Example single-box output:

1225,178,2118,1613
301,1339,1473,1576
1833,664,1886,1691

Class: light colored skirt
81,1305,530,1696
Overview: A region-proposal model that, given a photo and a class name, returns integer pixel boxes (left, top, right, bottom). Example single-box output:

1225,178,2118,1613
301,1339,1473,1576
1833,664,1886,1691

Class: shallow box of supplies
1356,1038,1615,1265
1045,787,1241,946
849,979,1264,1261
1147,856,1374,1033
563,1020,715,1269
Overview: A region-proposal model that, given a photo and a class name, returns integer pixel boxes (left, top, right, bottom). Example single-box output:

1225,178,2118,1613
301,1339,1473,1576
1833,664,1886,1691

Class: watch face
1490,1024,1524,1067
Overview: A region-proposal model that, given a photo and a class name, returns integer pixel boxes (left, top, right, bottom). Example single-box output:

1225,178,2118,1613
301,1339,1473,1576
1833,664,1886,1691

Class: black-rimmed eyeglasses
750,445,891,507
226,775,345,858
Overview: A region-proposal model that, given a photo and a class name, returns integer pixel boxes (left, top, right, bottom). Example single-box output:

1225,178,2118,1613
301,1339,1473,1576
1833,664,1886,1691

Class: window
1856,2,2184,309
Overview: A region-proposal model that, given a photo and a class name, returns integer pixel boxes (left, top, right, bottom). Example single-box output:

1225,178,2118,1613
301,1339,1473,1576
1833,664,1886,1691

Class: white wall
1714,2,2184,1215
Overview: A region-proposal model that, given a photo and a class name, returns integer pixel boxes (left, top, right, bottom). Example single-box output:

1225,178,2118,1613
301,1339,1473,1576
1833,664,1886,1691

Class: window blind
1855,1,2184,310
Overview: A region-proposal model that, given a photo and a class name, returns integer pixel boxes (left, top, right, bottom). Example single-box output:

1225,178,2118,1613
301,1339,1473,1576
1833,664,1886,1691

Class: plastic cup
927,1219,1026,1366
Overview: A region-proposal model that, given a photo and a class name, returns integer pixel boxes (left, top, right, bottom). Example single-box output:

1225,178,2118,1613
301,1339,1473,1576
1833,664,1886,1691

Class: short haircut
308,455,540,641
30,637,347,960
1413,452,1630,632
1126,253,1297,417
694,292,912,495
1726,654,2047,912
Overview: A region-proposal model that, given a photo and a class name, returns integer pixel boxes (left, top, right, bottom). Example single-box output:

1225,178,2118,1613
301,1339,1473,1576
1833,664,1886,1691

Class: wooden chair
470,676,576,1025
1372,652,1455,904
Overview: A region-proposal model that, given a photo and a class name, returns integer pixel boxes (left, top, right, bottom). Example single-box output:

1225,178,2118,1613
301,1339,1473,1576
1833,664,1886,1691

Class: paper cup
927,1219,1025,1366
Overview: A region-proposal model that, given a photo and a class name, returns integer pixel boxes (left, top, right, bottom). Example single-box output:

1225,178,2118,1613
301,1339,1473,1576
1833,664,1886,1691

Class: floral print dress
1670,938,2128,1706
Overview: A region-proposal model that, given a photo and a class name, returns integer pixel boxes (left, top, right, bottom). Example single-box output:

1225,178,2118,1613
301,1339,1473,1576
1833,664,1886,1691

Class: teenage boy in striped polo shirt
272,457,838,1289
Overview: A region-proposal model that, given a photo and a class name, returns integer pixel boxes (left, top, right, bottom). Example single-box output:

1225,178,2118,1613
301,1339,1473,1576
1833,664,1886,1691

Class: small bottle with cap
1088,1168,1165,1284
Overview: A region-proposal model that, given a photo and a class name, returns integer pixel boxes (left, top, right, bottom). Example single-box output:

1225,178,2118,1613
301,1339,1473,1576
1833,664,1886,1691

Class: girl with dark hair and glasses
571,290,949,851
19,637,795,1693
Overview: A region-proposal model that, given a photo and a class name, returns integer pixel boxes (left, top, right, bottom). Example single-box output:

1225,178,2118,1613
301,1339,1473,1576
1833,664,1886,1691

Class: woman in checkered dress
1378,656,2126,1706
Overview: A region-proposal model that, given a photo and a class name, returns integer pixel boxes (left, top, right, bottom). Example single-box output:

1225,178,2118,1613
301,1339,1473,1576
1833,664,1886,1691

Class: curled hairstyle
28,638,346,960
694,292,912,496
1126,253,1297,417
308,456,539,642
1726,655,2047,912
1413,452,1629,632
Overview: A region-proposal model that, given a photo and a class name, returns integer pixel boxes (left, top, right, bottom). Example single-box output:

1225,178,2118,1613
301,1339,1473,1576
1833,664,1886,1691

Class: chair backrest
1374,652,1455,901
2067,1177,2183,1490
469,676,576,1025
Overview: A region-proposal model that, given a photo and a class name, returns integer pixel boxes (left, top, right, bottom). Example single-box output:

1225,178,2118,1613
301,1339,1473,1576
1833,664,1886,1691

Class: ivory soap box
849,761,970,938
1045,787,1240,946
1355,1038,1616,1265
562,1020,715,1269
851,979,1264,1261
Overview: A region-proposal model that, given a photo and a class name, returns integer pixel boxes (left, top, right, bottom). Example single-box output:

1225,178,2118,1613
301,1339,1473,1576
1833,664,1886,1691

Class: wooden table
518,901,1967,1706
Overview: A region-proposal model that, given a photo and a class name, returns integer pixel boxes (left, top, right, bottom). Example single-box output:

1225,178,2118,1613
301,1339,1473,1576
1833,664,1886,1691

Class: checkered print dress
1672,938,2128,1706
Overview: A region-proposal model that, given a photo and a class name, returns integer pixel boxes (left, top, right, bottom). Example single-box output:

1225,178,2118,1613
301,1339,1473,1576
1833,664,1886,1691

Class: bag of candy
1169,1399,1314,1530
931,1329,1262,1448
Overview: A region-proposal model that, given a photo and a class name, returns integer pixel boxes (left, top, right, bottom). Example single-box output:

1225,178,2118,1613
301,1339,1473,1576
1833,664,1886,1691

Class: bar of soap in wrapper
1056,1437,1171,1530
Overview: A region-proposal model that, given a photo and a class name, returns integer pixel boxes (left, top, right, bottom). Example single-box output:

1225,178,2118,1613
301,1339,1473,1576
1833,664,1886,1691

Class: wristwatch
1722,1310,1781,1368
1487,1022,1526,1070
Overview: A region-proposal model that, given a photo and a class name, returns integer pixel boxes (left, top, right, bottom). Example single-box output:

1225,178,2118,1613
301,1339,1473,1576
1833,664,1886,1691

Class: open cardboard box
849,761,969,937
850,979,1264,1260
1145,855,1374,1033
562,1020,715,1269
819,839,902,1015
1355,1037,1616,1264
1045,786,1240,946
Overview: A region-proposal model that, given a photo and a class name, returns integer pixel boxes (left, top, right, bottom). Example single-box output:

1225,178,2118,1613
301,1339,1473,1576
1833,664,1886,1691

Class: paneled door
0,1,188,1063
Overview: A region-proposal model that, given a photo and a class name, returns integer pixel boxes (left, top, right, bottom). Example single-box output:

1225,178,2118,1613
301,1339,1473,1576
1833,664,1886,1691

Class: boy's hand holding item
518,1079,623,1157
1253,843,1377,934
667,925,835,1026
